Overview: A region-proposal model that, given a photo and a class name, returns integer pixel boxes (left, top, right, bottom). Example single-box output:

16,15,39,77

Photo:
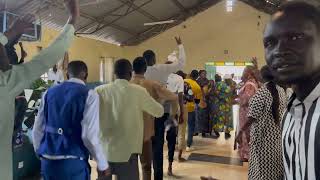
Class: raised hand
175,36,182,45
11,14,35,35
64,0,80,25
19,42,28,59
4,14,35,43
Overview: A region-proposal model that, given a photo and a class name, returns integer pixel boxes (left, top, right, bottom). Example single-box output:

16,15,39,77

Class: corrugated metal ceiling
3,0,317,46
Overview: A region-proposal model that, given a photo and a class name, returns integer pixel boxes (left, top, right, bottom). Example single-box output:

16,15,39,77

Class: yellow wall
125,0,271,73
22,27,126,82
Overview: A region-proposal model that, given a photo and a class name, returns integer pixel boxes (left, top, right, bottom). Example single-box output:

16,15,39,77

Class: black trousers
152,113,177,180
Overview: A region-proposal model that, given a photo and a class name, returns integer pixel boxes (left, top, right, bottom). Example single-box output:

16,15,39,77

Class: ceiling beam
117,0,159,21
170,0,187,11
76,2,128,32
79,12,137,36
43,0,137,36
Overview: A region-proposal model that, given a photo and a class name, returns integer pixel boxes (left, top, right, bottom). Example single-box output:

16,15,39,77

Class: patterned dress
238,79,259,160
211,81,233,132
247,85,286,180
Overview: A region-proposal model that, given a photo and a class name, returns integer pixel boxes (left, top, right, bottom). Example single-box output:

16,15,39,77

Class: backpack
184,82,194,104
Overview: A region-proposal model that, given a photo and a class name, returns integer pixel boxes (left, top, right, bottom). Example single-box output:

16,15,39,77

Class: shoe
200,176,218,180
186,146,195,152
225,133,231,139
212,131,220,138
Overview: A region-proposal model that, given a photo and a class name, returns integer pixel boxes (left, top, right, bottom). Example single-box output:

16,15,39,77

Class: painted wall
21,27,126,82
125,0,271,73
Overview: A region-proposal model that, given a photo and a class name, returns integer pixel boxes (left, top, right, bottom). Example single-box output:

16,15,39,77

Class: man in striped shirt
264,1,320,180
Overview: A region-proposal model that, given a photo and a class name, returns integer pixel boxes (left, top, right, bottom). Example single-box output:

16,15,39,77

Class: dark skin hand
175,36,182,45
235,117,255,145
19,42,27,64
264,11,320,100
0,0,79,72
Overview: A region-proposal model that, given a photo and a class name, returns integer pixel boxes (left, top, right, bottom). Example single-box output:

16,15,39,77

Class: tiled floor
90,132,248,180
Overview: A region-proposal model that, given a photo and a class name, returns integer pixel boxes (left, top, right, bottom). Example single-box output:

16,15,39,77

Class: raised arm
157,37,186,74
7,0,79,96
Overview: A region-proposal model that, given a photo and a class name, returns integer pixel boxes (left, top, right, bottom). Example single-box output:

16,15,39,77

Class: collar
287,82,320,110
114,79,129,86
68,78,85,85
133,74,145,79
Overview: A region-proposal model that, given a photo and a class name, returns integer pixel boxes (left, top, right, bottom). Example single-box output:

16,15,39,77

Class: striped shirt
282,83,320,180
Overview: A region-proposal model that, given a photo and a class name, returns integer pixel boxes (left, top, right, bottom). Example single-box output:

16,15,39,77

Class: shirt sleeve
8,24,75,97
155,45,186,75
155,83,178,102
248,88,268,120
32,91,47,152
81,90,109,171
141,88,164,118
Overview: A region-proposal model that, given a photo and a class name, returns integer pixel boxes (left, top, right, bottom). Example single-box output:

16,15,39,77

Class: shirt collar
114,79,129,86
67,78,85,85
132,74,145,79
287,82,320,110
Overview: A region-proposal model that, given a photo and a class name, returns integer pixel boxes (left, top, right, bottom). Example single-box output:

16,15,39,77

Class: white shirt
33,78,108,170
48,69,64,84
145,45,186,85
167,73,184,94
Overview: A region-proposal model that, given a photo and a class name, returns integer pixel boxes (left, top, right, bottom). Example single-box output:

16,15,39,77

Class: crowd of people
1,0,320,180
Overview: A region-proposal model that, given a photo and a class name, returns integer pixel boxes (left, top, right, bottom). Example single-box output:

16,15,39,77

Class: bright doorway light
226,0,235,12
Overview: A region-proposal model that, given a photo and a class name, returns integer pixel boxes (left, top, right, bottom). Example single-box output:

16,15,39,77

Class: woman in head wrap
209,74,234,138
237,65,260,162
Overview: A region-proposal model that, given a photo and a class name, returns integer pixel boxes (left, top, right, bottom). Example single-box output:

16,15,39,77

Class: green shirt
0,24,75,180
95,79,164,162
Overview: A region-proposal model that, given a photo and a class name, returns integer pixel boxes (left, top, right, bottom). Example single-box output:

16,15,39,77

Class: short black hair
176,70,186,79
277,1,320,31
114,59,132,79
143,50,155,65
133,57,147,74
215,74,222,82
67,61,88,77
260,65,274,82
199,70,206,75
190,70,199,79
